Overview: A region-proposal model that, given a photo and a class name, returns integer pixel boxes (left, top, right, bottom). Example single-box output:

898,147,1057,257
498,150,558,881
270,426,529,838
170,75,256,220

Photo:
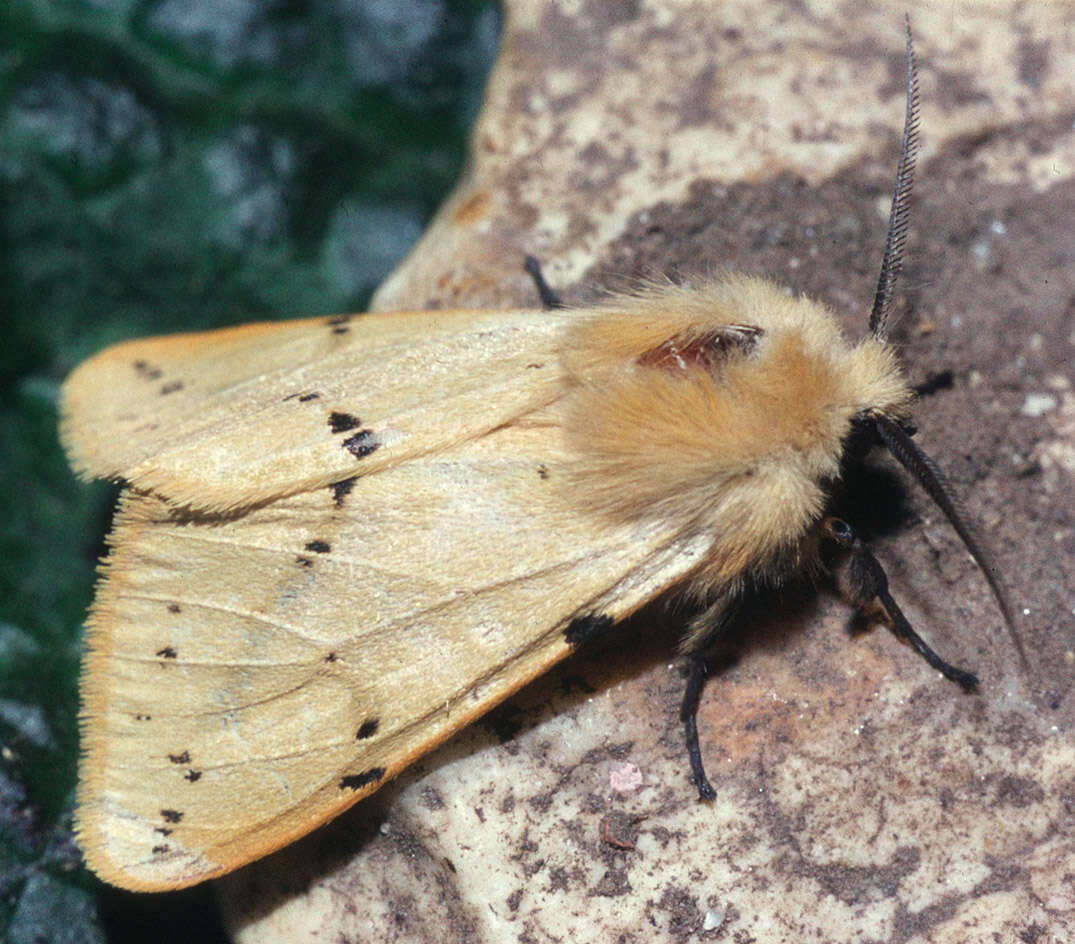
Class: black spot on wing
305,540,331,553
160,809,183,823
156,646,177,660
135,713,152,721
537,464,550,480
296,556,314,568
356,717,380,739
152,844,170,854
167,603,181,614
133,360,163,381
160,380,184,395
284,391,322,402
326,314,352,335
328,411,362,433
342,429,379,458
340,767,386,791
564,614,614,647
185,770,202,782
330,476,358,508
154,827,172,836
325,651,338,662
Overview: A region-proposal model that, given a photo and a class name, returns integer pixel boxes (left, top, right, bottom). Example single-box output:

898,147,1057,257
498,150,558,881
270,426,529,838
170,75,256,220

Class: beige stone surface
220,1,1075,941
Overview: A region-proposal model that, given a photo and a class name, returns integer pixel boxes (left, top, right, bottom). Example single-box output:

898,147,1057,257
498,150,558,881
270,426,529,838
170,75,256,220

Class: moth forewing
60,307,574,513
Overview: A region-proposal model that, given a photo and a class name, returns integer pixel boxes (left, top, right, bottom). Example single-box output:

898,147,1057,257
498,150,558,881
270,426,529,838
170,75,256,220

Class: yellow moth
61,23,1024,892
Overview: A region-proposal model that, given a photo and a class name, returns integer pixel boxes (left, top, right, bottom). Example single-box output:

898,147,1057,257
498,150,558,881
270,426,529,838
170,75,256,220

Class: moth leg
823,517,979,691
912,369,953,398
523,255,567,310
679,592,740,801
681,653,716,800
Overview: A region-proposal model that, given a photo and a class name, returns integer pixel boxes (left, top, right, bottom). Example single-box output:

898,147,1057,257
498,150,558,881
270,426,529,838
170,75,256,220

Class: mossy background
0,1,499,940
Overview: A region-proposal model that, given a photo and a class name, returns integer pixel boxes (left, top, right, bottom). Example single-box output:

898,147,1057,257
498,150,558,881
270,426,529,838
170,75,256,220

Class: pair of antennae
867,17,1028,672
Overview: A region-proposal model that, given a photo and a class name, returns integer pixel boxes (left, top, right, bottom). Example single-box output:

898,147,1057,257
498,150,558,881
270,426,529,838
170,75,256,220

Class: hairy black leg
872,416,1027,672
823,517,978,690
681,654,716,800
523,255,566,309
912,369,953,398
678,593,740,800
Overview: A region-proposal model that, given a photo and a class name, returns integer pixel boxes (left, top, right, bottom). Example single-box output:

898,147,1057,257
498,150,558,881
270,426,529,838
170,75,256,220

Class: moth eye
636,326,763,374
822,517,855,547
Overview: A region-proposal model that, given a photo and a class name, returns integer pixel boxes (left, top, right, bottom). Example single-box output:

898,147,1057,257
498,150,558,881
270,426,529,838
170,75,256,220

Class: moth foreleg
823,517,979,691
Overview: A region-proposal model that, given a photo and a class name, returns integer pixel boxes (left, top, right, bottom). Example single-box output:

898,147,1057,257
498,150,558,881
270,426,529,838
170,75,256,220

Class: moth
61,23,1024,891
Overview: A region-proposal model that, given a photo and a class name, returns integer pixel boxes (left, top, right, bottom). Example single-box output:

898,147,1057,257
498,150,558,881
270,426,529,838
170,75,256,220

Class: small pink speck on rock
608,762,643,792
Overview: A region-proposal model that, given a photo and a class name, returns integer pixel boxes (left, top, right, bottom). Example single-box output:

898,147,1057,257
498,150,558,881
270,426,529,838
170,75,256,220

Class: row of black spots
326,314,352,336
155,606,182,665
295,537,333,569
167,750,203,783
153,809,185,855
339,767,385,792
282,391,322,402
563,613,614,647
132,359,163,381
132,359,184,396
326,411,380,459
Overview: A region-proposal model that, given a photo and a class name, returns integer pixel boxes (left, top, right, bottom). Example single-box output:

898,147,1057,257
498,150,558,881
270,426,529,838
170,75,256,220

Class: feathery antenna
869,15,920,340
